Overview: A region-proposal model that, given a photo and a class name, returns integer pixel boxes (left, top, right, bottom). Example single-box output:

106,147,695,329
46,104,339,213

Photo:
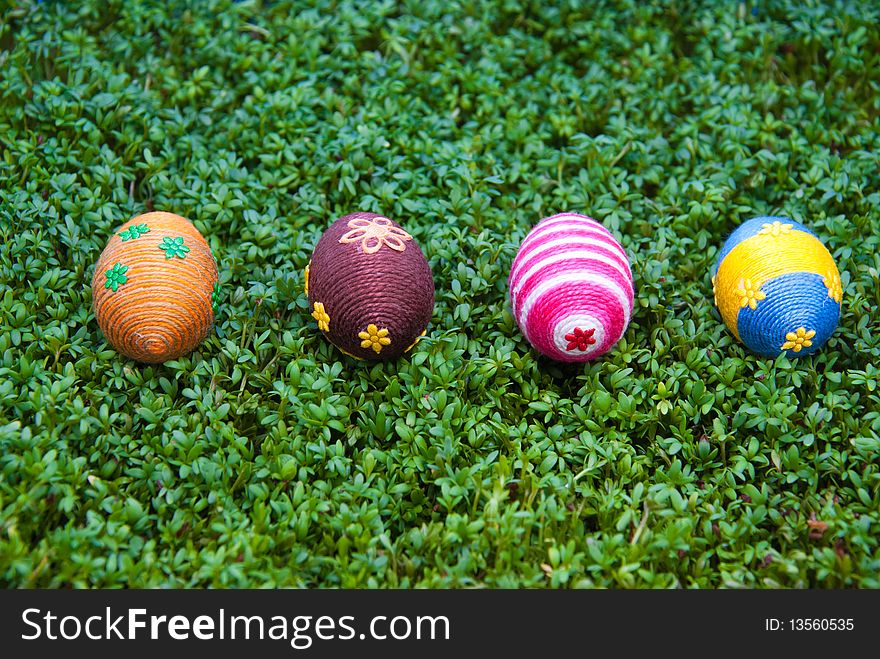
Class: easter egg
712,216,841,357
91,211,219,363
509,212,634,362
306,212,434,361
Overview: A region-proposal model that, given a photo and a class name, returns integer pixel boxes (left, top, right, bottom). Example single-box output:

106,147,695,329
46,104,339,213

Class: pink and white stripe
508,213,634,362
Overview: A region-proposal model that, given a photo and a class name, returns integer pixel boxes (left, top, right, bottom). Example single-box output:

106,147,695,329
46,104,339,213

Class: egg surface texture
509,212,634,362
91,211,219,363
712,216,841,357
306,212,434,361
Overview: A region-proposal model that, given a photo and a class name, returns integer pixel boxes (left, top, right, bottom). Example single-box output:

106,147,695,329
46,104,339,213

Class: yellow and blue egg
712,217,842,357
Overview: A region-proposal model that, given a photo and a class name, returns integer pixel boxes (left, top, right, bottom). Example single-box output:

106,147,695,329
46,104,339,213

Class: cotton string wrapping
91,211,219,363
509,213,634,362
712,216,841,357
307,212,434,361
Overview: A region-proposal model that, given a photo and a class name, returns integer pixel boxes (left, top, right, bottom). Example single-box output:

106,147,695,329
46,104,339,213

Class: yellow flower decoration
337,346,364,360
339,216,412,254
405,330,427,353
359,324,391,354
304,262,310,296
758,220,793,237
823,268,842,304
736,278,766,310
311,302,330,332
711,275,718,308
781,327,816,353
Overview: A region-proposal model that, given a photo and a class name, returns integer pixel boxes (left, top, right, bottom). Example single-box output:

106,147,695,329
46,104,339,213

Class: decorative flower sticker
312,302,330,332
212,283,221,312
823,269,842,304
781,327,816,353
304,263,310,296
158,236,190,259
339,216,412,254
104,263,129,292
758,220,793,237
118,223,149,241
736,278,766,310
359,324,391,354
565,327,596,351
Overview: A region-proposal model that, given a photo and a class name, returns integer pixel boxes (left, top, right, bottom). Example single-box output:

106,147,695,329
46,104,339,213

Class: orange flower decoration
338,216,412,254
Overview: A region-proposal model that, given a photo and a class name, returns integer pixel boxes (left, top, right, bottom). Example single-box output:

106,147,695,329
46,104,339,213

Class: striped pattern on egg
509,213,634,362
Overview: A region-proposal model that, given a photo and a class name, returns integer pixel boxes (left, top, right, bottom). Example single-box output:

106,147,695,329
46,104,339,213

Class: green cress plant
0,0,879,588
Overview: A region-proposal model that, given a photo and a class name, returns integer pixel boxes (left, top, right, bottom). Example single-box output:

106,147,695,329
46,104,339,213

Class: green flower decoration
212,282,221,312
104,263,128,291
158,235,190,259
118,223,150,241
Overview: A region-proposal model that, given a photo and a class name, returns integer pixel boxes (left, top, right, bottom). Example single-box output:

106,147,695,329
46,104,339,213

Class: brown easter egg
306,212,434,361
91,211,219,363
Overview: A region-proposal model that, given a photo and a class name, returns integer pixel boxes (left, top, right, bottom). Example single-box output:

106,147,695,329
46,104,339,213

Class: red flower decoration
565,327,596,351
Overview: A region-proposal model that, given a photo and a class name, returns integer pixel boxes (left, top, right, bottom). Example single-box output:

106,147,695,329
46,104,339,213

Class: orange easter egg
91,211,219,363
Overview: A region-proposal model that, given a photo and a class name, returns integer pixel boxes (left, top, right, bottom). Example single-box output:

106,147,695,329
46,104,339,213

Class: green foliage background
1,0,879,588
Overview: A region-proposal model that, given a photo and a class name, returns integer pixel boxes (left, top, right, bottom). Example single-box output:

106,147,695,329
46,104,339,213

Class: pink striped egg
509,213,634,362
